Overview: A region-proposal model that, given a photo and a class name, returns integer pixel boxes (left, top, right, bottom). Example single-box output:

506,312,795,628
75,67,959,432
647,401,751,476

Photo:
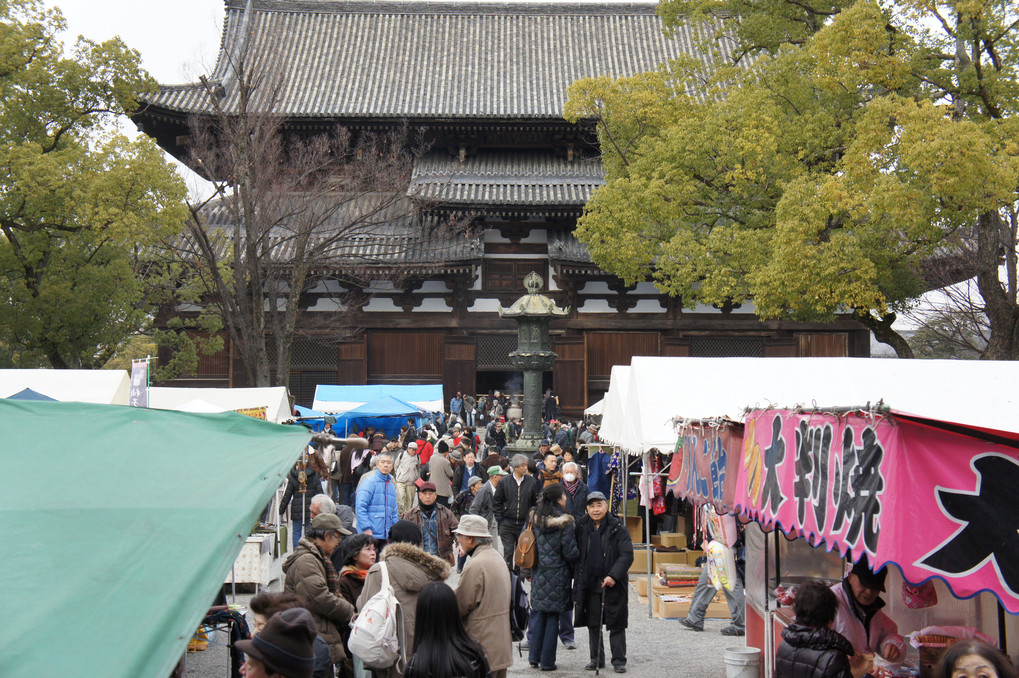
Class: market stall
734,406,1019,677
312,383,443,415
0,368,130,404
1,398,309,678
148,385,292,423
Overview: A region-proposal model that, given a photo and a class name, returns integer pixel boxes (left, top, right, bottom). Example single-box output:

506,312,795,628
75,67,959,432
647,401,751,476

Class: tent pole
644,449,653,619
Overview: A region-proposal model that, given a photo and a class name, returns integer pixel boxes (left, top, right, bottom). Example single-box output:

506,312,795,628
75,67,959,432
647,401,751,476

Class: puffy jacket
776,624,854,678
355,471,398,537
831,580,905,658
530,511,579,613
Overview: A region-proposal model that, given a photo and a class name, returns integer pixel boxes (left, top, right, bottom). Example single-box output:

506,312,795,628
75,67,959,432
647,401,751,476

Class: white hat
454,514,491,538
407,441,418,449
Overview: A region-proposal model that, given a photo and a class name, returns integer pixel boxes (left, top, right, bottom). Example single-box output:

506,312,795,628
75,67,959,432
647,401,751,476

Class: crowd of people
254,398,616,678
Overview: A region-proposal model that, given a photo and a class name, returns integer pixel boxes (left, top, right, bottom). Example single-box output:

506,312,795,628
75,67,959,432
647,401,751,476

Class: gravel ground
182,575,748,678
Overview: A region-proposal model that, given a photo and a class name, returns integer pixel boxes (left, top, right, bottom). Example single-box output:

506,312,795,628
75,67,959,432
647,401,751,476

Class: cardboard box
653,550,688,570
632,577,674,597
660,532,686,548
628,549,652,574
684,549,705,566
650,534,663,547
625,515,644,544
653,591,731,619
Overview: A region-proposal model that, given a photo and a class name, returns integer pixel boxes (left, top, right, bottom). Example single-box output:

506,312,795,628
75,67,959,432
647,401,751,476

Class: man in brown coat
403,481,460,564
281,513,356,667
453,515,512,678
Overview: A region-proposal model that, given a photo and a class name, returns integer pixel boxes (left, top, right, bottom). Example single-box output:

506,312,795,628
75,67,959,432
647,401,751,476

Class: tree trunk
975,210,1019,360
853,309,914,358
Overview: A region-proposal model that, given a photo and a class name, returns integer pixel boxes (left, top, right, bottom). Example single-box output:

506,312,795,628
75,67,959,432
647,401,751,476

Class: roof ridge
227,0,661,16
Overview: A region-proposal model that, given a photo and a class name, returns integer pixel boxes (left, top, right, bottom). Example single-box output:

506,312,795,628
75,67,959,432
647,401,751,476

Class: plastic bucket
724,646,762,678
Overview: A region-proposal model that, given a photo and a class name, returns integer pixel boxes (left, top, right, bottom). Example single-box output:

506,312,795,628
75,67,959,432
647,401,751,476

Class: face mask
564,473,576,483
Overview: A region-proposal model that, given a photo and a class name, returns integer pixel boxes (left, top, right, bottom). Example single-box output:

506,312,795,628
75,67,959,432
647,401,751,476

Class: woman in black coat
775,579,855,678
573,492,634,673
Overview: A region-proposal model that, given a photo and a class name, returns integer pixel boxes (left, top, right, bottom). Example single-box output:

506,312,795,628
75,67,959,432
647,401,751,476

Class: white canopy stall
148,386,292,424
0,369,130,405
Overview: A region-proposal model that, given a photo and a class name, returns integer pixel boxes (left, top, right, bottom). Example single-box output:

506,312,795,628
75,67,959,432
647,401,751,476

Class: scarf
564,479,581,496
340,566,369,581
316,542,341,595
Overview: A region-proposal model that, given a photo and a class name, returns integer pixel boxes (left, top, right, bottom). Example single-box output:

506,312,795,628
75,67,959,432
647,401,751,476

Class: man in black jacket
492,453,540,568
573,492,634,674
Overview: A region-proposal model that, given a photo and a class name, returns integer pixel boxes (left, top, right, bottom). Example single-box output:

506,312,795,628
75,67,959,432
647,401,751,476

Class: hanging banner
129,359,148,408
235,406,268,420
736,408,1019,613
667,422,744,512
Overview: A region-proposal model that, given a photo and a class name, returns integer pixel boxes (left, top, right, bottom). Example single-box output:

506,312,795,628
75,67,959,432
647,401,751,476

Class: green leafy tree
0,0,187,368
566,0,1019,358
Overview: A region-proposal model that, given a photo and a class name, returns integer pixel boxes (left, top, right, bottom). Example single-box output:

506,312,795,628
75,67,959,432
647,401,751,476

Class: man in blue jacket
355,451,399,549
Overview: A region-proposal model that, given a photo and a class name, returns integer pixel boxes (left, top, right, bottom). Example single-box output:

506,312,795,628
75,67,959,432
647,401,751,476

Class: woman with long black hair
404,581,490,678
528,483,580,672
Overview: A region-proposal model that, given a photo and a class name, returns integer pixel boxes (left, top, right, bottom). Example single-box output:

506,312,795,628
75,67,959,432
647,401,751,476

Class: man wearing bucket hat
454,515,512,678
237,607,317,678
831,556,906,662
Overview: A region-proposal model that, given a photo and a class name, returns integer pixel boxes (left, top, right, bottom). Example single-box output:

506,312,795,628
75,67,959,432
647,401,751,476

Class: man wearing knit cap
237,607,317,678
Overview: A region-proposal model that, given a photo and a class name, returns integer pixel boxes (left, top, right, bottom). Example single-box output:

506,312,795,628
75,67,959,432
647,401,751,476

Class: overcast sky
45,0,225,83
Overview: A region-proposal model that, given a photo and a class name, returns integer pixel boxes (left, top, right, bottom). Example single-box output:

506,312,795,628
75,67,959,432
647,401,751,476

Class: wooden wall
368,331,443,381
586,332,662,379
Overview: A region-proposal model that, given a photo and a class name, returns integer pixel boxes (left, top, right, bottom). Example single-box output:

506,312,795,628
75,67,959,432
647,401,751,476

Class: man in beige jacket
453,515,512,678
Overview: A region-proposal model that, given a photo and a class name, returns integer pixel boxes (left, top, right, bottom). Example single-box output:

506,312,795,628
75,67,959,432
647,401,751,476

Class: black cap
586,491,608,504
236,608,316,678
851,557,887,592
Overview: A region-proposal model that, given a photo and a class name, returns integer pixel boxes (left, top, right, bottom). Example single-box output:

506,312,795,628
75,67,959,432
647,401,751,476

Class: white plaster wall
483,229,547,244
307,280,347,293
631,299,667,313
306,297,347,312
412,297,453,312
578,281,612,294
577,299,613,314
416,281,450,293
468,298,503,312
362,297,402,312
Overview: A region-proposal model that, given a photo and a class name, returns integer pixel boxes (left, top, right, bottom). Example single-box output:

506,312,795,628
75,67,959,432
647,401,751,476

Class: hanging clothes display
649,451,666,516
588,449,612,495
607,449,626,515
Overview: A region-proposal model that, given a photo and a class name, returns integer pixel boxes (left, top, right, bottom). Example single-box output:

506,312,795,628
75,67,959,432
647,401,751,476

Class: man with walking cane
573,491,633,674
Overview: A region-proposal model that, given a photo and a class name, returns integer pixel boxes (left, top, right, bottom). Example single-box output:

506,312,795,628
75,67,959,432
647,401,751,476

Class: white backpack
348,561,405,670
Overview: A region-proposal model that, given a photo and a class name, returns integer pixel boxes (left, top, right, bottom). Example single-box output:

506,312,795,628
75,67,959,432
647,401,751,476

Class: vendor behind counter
833,557,906,662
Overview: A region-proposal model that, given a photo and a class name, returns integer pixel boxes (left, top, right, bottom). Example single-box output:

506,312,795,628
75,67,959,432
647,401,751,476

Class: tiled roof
143,0,728,119
410,151,604,205
173,197,484,272
548,229,594,264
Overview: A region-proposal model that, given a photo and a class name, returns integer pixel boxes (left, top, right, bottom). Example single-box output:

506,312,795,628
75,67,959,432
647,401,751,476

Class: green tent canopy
0,399,309,678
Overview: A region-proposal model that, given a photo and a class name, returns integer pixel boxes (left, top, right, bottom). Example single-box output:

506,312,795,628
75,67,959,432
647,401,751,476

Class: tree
163,42,449,388
0,0,188,368
565,0,1019,358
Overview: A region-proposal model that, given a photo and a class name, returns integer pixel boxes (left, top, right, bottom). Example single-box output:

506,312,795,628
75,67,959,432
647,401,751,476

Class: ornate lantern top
498,272,570,318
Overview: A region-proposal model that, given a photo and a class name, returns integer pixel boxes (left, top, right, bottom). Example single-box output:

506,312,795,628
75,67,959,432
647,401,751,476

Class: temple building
134,0,869,418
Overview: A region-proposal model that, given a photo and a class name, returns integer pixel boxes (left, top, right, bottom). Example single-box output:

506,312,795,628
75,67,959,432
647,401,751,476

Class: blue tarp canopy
335,395,427,437
312,384,443,415
293,405,334,432
5,388,57,401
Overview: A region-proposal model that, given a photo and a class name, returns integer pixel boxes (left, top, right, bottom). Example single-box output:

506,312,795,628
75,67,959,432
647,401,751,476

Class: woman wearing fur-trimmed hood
527,483,581,671
356,520,451,678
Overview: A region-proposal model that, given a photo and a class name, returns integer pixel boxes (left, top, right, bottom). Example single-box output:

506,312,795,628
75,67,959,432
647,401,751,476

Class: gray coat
469,480,497,524
455,543,512,671
429,453,454,498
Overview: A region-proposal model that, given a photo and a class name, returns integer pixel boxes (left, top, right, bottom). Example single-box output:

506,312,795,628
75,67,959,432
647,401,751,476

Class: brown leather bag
514,521,537,569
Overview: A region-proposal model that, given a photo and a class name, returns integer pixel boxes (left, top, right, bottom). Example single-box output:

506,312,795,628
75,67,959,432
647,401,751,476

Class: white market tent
597,365,630,446
584,397,605,416
0,369,130,405
601,356,1019,455
148,386,292,424
312,384,443,415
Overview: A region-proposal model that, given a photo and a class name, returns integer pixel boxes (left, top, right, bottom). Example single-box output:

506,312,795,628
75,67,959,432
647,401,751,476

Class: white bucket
724,646,761,678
